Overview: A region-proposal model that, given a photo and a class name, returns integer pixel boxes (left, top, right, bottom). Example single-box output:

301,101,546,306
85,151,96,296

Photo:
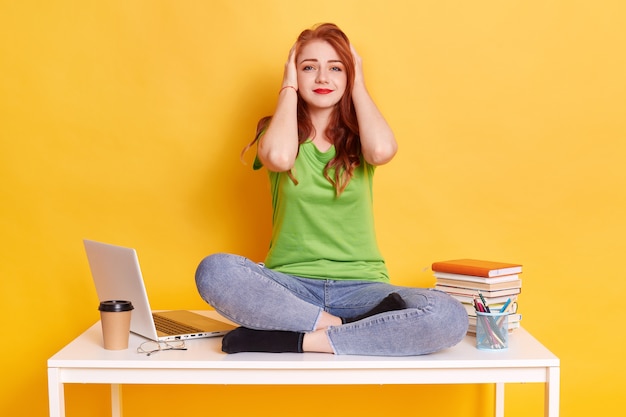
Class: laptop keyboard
152,313,204,335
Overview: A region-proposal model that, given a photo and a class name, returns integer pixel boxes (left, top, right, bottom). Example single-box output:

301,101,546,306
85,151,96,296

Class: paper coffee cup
98,300,134,350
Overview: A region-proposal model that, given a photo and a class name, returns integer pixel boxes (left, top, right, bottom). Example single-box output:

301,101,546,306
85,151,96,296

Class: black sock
222,327,304,354
342,292,407,324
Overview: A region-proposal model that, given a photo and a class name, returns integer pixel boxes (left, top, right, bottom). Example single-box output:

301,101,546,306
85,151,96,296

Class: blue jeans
195,253,468,356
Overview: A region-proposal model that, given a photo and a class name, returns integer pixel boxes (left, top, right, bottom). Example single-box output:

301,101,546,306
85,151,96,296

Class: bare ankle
315,311,342,330
302,330,334,354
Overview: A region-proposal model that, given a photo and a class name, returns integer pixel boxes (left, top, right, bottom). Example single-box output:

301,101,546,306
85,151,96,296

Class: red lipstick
313,89,333,94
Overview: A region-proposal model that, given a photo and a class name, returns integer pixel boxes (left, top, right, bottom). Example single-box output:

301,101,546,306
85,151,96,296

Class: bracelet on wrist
279,85,297,94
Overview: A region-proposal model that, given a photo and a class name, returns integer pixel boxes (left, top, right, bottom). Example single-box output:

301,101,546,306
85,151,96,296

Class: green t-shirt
255,141,389,282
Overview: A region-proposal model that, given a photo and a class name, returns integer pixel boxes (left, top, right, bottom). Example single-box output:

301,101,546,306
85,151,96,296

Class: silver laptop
84,239,236,341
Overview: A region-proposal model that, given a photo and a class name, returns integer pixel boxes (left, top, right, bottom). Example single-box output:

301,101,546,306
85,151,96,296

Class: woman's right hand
258,43,300,172
281,44,298,90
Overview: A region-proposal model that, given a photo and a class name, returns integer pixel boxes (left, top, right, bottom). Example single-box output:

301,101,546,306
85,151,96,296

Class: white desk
48,311,559,417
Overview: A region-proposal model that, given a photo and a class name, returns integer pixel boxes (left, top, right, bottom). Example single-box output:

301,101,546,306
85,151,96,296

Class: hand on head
350,44,365,89
282,44,298,91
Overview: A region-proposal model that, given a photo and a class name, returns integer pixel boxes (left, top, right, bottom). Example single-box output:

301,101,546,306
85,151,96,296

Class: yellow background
2,1,625,415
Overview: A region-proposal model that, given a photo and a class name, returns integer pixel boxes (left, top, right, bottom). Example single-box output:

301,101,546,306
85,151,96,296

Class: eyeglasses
137,340,187,356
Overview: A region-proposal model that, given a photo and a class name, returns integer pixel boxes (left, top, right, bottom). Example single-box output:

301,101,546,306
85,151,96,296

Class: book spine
432,261,521,277
432,263,493,277
435,285,521,297
434,280,522,291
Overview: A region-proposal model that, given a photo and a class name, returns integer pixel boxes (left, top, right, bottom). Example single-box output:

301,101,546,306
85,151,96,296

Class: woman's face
296,40,347,111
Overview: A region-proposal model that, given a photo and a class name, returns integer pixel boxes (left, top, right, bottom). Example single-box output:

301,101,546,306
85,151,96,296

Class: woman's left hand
349,44,397,166
351,44,366,90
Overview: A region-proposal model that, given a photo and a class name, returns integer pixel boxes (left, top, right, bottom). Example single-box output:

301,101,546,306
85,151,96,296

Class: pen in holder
476,310,509,350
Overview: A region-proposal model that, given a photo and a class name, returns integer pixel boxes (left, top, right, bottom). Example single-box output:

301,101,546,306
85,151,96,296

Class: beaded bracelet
279,85,297,94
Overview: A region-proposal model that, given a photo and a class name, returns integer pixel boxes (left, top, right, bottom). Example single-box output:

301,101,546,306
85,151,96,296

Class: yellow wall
2,1,625,415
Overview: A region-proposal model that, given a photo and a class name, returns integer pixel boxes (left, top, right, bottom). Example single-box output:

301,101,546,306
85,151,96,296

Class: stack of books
431,259,523,335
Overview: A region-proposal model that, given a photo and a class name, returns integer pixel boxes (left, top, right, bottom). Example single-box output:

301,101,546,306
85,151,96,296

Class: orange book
431,259,522,278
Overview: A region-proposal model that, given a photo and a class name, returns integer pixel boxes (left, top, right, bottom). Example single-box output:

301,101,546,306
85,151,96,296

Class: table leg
47,368,65,417
111,384,123,417
545,366,560,417
495,383,505,417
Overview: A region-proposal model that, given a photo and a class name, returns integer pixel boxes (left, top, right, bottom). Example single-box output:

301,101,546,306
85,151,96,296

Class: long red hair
243,23,360,196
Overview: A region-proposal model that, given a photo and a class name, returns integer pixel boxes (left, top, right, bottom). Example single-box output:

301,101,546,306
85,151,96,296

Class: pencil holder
476,311,509,350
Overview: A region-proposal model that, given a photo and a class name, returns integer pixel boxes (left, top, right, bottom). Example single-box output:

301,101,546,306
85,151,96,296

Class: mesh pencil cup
476,311,509,350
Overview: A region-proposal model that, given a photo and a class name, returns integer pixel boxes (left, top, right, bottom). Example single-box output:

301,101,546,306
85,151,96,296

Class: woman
195,23,467,355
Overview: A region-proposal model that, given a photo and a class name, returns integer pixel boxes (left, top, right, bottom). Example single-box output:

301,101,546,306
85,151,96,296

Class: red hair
243,23,361,196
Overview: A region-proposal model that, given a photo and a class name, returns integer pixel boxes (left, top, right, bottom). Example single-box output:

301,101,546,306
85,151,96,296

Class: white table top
49,311,559,371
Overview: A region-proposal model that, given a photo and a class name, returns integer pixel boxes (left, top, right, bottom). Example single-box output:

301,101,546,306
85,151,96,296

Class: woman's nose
316,70,328,83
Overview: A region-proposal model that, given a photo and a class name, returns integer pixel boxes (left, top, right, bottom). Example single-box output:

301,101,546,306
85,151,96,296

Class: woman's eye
303,65,314,71
330,66,343,72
